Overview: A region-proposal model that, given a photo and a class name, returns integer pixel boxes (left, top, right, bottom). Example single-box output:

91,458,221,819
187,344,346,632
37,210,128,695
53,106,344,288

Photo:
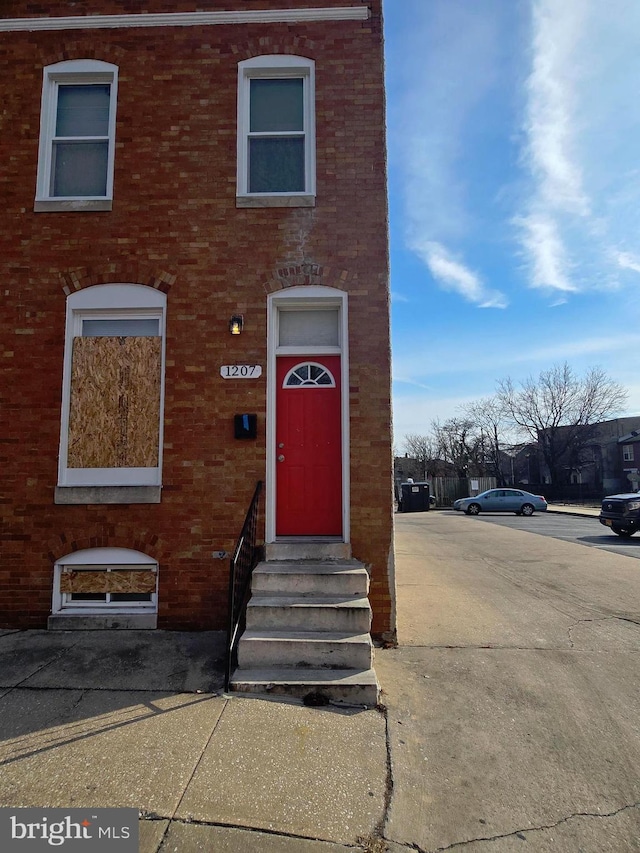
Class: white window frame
57,284,166,491
35,59,118,212
52,548,158,618
236,55,315,208
623,444,634,462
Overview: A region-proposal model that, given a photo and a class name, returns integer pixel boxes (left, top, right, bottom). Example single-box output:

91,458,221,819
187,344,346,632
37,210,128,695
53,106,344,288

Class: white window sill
34,198,113,212
55,486,161,504
236,193,315,209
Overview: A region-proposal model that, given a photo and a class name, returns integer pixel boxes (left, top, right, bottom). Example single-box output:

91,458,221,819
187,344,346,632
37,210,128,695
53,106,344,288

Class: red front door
276,356,342,536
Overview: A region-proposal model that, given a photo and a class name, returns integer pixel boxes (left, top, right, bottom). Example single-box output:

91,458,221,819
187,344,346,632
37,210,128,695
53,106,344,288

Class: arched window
52,548,158,625
56,284,166,504
283,362,336,387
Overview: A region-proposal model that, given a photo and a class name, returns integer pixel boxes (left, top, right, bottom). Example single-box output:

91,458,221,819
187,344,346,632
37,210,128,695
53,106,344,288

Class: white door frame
266,286,350,543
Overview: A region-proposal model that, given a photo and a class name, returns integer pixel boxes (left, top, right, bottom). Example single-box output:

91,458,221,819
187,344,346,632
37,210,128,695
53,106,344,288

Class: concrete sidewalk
0,629,388,852
3,501,634,853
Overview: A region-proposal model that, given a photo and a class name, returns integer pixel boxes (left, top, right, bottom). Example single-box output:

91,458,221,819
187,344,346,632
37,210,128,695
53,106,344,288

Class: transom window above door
278,308,339,348
283,362,336,387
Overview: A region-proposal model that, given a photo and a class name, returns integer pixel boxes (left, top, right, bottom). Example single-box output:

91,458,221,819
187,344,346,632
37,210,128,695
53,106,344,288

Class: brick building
0,0,394,693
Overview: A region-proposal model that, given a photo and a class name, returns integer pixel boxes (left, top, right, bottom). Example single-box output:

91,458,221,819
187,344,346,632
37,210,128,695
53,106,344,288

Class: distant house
536,416,640,494
393,455,454,488
616,429,640,492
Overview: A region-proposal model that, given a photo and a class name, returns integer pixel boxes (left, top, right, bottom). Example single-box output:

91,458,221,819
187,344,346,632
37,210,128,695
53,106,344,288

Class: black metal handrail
225,480,263,691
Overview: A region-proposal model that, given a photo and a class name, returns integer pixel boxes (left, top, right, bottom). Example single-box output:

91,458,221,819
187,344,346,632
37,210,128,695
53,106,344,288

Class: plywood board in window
67,336,161,468
60,570,157,593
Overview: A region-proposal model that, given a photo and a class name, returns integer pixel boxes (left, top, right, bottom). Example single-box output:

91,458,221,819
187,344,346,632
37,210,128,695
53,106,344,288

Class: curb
546,507,600,518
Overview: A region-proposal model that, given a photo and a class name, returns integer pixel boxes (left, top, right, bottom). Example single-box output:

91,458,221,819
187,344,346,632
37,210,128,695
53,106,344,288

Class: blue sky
384,0,640,449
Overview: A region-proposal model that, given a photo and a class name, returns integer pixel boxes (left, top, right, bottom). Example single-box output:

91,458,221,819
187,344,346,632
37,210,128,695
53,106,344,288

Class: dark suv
599,492,640,537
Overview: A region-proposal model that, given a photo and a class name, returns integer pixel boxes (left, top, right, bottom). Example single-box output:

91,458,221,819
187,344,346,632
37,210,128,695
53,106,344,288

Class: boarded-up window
67,335,161,468
59,568,157,594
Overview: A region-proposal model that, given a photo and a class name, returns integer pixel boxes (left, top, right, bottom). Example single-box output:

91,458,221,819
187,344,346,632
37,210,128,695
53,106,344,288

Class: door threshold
265,540,351,560
275,536,344,543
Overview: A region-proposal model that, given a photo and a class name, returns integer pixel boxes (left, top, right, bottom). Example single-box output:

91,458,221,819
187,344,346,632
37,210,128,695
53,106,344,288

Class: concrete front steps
229,549,379,706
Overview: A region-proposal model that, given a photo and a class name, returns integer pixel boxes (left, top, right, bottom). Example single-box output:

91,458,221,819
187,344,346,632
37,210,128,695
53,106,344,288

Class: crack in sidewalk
2,636,85,694
144,811,368,849
567,615,640,648
144,699,394,853
399,801,640,852
152,695,232,853
358,702,394,853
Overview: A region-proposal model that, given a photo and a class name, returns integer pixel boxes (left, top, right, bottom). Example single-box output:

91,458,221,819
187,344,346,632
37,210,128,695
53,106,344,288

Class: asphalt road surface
377,512,640,852
442,509,640,561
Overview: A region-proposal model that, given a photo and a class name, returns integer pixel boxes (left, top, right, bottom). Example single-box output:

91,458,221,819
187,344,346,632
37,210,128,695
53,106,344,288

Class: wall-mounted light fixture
229,314,244,335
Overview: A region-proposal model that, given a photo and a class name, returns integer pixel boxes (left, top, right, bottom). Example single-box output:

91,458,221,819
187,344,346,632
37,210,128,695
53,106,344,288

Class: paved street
450,509,640,560
377,512,640,852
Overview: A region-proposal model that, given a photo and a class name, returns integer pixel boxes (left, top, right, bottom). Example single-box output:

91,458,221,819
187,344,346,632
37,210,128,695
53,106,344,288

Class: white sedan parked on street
453,489,548,516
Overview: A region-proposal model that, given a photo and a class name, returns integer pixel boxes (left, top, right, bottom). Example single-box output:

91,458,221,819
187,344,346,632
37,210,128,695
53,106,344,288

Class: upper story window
237,55,315,208
623,444,634,462
35,59,118,212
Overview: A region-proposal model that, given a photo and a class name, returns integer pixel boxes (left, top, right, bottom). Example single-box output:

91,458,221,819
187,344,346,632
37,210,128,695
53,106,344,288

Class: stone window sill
34,199,113,212
55,486,161,505
236,194,315,208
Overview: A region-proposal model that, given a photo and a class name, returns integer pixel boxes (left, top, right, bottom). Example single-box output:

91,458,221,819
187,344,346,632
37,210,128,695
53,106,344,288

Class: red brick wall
0,0,394,637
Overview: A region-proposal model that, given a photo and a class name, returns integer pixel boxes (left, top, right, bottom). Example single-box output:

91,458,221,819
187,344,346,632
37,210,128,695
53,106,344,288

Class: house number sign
220,364,262,379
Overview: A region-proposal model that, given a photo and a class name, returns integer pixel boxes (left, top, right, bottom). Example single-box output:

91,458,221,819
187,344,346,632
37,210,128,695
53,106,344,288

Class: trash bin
400,481,431,512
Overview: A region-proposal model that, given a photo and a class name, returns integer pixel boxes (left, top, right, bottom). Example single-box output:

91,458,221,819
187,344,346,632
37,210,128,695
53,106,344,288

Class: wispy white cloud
525,2,590,217
389,0,511,308
393,376,434,391
518,0,588,293
519,0,640,294
391,291,410,303
615,252,640,275
516,214,576,292
413,241,508,308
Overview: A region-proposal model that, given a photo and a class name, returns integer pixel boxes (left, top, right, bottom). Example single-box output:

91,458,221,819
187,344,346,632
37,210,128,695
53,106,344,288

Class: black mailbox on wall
234,413,257,439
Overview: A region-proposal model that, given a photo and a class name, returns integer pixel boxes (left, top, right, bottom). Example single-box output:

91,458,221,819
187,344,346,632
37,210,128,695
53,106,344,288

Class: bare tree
497,363,627,485
402,433,440,480
431,417,486,477
462,396,511,485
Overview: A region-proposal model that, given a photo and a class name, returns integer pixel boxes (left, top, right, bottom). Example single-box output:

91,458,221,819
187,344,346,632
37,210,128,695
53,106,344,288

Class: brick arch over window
237,38,318,62
263,261,353,294
46,529,166,567
38,49,100,66
59,264,176,296
38,47,128,68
